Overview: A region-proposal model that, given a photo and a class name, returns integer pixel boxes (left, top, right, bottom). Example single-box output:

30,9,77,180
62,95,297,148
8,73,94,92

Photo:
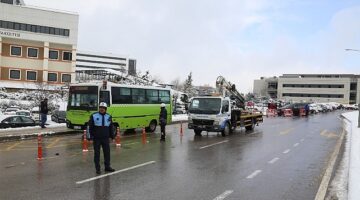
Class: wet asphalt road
0,111,344,200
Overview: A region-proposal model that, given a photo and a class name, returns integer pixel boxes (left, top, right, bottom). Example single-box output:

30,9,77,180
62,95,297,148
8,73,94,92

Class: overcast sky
27,0,360,92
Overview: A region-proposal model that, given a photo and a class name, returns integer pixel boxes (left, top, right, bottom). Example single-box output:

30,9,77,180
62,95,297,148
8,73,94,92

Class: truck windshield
189,98,221,114
68,86,98,110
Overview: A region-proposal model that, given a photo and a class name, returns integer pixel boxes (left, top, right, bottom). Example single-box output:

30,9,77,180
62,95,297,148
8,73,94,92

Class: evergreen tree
183,72,195,97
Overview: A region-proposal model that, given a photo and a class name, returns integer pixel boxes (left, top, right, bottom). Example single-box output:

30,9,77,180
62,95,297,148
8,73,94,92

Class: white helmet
99,102,108,108
160,103,166,108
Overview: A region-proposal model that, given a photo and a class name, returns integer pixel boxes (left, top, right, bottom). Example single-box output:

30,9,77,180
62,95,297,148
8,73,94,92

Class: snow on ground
172,114,188,122
341,111,360,200
327,119,350,200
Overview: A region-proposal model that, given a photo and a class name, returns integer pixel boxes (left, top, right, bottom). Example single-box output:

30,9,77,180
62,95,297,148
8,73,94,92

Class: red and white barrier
267,109,277,117
284,109,293,117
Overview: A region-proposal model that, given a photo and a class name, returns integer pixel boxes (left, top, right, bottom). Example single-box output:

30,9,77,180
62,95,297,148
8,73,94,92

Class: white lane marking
268,157,280,164
246,170,262,179
283,149,291,154
76,161,156,184
293,143,299,147
199,140,229,149
213,190,234,200
300,139,305,142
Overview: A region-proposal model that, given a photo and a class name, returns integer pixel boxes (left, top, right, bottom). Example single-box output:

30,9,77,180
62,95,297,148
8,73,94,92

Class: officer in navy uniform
159,103,168,141
88,102,115,175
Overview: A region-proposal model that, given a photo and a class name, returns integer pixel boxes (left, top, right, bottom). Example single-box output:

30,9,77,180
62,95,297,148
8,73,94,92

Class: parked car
16,110,31,117
4,107,20,115
0,115,37,129
174,104,187,114
31,107,40,122
292,103,307,116
309,104,319,114
51,110,66,123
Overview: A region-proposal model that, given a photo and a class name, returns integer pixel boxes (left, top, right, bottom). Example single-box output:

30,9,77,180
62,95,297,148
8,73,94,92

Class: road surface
0,111,344,200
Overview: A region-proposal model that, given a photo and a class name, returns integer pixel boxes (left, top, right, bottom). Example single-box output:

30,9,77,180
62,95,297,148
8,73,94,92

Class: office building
253,74,360,104
0,0,78,90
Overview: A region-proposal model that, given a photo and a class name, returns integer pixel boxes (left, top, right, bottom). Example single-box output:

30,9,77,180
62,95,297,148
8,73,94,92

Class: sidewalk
341,111,360,200
0,114,189,142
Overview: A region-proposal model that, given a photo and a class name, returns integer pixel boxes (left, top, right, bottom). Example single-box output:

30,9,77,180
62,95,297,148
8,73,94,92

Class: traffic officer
159,103,168,141
88,102,115,175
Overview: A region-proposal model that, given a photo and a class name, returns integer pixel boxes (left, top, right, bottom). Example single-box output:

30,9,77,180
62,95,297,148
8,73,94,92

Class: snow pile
341,111,360,200
172,114,188,122
327,119,350,200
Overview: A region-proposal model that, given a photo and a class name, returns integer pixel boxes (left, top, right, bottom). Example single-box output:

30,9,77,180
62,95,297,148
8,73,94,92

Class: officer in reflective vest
88,102,115,175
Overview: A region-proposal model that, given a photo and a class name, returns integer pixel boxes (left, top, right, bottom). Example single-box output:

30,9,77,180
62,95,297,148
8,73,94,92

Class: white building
75,51,137,82
254,74,360,104
0,0,78,90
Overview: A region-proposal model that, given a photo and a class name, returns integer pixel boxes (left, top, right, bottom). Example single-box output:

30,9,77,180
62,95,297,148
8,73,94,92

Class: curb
0,121,188,142
0,130,82,142
314,116,346,200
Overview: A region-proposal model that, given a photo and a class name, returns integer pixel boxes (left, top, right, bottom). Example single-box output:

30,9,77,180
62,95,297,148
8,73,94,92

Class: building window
26,71,37,81
49,50,59,60
0,20,70,37
27,48,38,58
10,45,22,56
61,74,71,83
9,70,21,80
63,51,72,61
48,73,57,82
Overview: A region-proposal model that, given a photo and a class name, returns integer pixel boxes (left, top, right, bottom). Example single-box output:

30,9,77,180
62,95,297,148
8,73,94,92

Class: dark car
51,111,66,123
292,103,308,116
0,115,37,129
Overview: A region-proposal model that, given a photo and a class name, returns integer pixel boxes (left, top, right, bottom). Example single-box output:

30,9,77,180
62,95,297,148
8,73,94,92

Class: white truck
188,76,263,136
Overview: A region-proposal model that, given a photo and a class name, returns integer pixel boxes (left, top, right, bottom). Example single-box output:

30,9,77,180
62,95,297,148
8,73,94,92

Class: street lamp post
345,49,360,127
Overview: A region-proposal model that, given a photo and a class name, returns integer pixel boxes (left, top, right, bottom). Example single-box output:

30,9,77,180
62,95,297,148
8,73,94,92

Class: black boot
105,167,115,172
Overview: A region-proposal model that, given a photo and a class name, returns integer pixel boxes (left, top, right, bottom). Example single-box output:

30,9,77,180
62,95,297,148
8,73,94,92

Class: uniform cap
160,103,166,107
99,102,108,108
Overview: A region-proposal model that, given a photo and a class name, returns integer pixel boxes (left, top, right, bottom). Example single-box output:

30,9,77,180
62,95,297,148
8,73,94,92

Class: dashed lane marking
283,149,291,154
246,170,262,179
279,128,294,135
199,140,229,150
300,139,305,142
268,157,280,164
76,161,156,185
47,138,61,148
213,190,234,200
293,143,299,147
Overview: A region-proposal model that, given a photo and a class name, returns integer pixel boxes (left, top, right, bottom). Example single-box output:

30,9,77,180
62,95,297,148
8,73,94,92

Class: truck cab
188,96,232,135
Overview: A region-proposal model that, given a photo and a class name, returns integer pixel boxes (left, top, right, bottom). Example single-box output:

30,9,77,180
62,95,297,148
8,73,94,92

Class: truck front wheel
194,129,202,136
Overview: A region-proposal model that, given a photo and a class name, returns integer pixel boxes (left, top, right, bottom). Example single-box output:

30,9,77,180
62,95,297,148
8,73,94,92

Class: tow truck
188,76,263,136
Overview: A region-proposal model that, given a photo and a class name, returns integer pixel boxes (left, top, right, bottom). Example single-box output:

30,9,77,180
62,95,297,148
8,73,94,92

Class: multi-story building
75,51,137,82
253,76,278,99
0,0,78,90
253,74,360,104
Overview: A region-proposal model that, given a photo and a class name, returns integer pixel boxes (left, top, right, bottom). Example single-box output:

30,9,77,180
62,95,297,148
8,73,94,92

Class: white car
31,107,40,122
309,104,319,114
16,110,31,118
